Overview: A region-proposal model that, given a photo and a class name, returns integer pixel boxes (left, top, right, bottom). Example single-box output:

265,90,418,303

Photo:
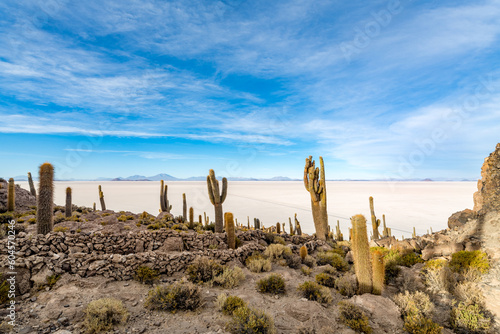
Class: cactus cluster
27,172,37,198
65,187,72,218
159,180,172,213
37,163,54,234
303,156,328,240
294,213,302,236
207,169,227,233
351,214,387,295
7,178,15,212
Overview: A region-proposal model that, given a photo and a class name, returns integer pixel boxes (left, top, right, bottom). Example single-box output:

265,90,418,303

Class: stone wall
0,228,316,294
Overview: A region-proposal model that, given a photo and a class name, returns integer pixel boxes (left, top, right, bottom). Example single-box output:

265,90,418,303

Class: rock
158,237,184,252
157,212,174,220
350,294,404,333
473,143,500,213
30,266,54,288
448,209,477,229
52,331,72,334
0,182,36,213
421,242,464,260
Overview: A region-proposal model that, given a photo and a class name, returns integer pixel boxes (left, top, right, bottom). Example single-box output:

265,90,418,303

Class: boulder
158,237,184,252
421,242,464,260
448,209,477,229
350,294,404,333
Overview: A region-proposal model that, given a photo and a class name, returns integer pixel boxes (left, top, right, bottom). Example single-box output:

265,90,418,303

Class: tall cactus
351,214,372,294
207,169,227,233
276,222,281,234
225,212,235,249
369,197,380,240
182,193,187,221
304,156,328,240
93,202,96,211
289,217,294,236
65,187,72,218
27,172,37,198
7,178,15,212
159,180,172,213
98,185,106,211
189,207,194,229
336,220,343,241
199,214,202,225
254,218,260,230
372,250,385,295
37,163,54,234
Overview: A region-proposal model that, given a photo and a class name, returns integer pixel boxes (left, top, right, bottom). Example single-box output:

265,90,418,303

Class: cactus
27,172,36,198
199,214,202,225
204,212,208,226
7,178,15,212
430,227,433,234
207,169,227,233
289,218,294,236
65,187,72,218
247,216,250,229
351,214,372,294
98,185,106,211
412,227,416,238
372,250,385,295
336,220,343,241
181,193,187,221
93,202,96,211
282,222,285,234
254,218,260,230
299,245,308,260
37,163,54,234
189,207,194,229
382,214,389,238
276,222,281,234
159,180,172,213
369,197,380,240
303,156,328,240
225,212,235,249
294,213,302,235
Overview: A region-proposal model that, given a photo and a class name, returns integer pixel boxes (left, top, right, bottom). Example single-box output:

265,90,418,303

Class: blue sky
1,0,499,180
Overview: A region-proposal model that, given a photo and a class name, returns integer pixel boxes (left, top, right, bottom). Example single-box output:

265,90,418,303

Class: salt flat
18,181,477,238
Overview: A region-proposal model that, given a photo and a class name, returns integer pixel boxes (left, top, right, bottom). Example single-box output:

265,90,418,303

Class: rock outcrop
473,143,500,213
0,179,36,213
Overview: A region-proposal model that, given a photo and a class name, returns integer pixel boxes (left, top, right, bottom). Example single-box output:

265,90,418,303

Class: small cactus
254,218,260,230
225,212,235,249
7,178,15,212
289,217,294,236
27,172,37,198
37,163,54,234
199,215,202,225
98,185,106,211
412,227,416,238
299,245,308,260
336,220,343,241
372,250,385,295
382,214,389,238
351,214,372,294
294,214,302,235
93,202,96,211
369,197,380,240
276,222,281,234
207,169,227,233
65,187,72,218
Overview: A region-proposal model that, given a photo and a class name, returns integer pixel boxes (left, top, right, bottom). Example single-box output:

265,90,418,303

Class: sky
1,0,499,180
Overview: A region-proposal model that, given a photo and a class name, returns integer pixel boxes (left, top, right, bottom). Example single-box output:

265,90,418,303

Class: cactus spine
207,169,227,233
369,197,380,240
225,212,235,249
159,180,172,213
304,156,328,240
65,187,72,218
37,163,54,234
98,185,106,211
299,245,308,260
351,214,372,294
372,250,385,295
28,172,37,198
7,178,15,212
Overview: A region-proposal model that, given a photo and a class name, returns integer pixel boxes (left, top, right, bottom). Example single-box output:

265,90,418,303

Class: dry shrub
216,294,247,316
450,302,491,333
264,244,292,261
338,301,372,334
246,254,272,273
84,298,129,333
393,291,434,318
256,274,286,295
211,266,245,289
144,281,202,312
186,257,224,283
334,275,357,297
297,281,332,304
453,281,485,307
227,305,276,334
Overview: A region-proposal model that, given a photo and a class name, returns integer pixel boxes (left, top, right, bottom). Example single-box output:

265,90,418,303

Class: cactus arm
220,177,228,203
207,175,216,205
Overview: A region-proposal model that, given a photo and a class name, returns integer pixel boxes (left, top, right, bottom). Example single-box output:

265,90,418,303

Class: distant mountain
147,173,179,181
